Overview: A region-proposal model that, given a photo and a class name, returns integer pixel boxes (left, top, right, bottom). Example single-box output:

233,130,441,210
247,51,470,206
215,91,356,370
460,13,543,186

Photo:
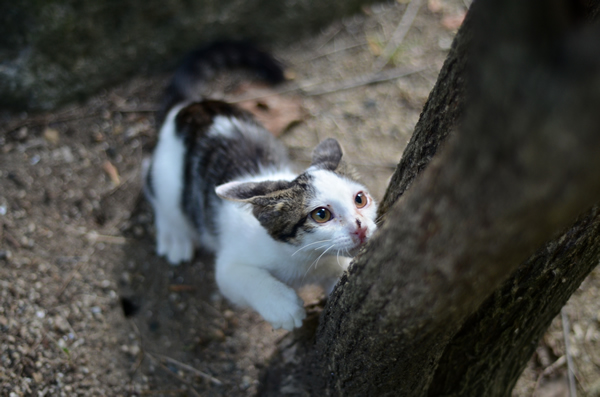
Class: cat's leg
146,108,198,265
153,207,196,265
215,258,306,330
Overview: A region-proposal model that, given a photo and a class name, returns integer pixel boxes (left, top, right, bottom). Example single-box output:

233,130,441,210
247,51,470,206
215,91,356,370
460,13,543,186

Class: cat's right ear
310,138,343,171
216,180,292,202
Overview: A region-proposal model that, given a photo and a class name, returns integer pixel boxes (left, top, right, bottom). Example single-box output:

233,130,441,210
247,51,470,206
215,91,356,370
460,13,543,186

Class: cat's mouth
344,239,368,257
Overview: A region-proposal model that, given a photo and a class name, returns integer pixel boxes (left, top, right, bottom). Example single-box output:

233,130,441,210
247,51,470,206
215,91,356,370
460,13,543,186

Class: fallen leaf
367,36,383,56
233,82,305,137
102,161,120,186
427,0,443,13
441,12,466,31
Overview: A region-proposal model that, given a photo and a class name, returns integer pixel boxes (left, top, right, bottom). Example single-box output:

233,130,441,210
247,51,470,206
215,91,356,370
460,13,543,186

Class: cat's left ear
310,138,343,171
216,180,292,202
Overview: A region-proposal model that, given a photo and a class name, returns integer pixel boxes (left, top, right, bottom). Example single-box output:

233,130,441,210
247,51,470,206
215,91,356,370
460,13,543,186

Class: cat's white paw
256,287,306,331
156,220,195,265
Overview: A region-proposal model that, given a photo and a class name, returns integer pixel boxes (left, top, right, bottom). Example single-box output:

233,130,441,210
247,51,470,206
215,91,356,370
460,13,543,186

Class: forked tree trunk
260,0,600,395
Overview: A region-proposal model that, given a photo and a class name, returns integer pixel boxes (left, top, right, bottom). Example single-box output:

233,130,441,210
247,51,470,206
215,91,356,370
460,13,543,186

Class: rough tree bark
260,0,600,395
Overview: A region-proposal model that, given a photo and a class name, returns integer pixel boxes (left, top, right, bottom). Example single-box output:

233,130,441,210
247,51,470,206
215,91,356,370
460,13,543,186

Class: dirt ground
2,0,600,395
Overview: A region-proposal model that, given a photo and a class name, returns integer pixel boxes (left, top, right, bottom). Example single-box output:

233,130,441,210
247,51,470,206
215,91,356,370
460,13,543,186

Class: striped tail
157,40,285,126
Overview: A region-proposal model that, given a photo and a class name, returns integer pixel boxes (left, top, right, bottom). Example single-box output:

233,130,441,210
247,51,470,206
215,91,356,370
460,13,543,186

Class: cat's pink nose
353,227,368,244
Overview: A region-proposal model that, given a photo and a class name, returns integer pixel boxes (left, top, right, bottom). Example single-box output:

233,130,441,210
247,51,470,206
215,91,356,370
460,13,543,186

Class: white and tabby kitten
145,42,377,330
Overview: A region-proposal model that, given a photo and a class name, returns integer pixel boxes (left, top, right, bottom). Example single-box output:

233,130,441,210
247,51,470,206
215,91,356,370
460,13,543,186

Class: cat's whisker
314,245,335,269
336,249,342,269
313,244,331,252
344,248,351,257
291,239,332,257
303,244,335,280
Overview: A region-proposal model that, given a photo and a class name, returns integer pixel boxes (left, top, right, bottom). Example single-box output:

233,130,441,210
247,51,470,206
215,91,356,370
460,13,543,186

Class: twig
542,355,567,376
4,230,21,249
2,111,102,135
228,65,426,104
114,106,158,113
298,42,368,64
316,25,343,51
227,83,305,103
151,352,223,386
1,105,155,135
562,308,578,397
145,353,202,397
129,322,145,375
373,0,424,72
85,231,128,245
532,355,566,396
303,65,428,97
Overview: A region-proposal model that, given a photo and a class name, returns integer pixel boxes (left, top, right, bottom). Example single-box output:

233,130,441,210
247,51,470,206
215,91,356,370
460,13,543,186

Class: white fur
148,105,199,264
307,169,378,253
208,116,239,139
213,169,376,331
209,116,267,141
149,109,377,330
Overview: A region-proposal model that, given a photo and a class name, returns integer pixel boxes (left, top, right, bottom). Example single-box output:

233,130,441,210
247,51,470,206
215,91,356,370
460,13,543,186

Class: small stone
53,316,71,333
43,128,60,145
129,344,140,356
120,272,131,285
241,375,253,390
33,372,43,383
209,329,225,342
15,126,28,140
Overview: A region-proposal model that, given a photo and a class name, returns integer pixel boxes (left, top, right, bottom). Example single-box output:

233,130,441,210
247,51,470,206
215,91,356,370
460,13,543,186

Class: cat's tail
157,40,285,126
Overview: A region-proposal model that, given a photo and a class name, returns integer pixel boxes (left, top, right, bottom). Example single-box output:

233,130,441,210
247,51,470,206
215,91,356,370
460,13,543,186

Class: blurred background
1,0,599,395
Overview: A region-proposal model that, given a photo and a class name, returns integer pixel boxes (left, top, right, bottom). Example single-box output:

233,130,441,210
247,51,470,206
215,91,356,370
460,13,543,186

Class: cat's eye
355,191,368,208
310,207,332,223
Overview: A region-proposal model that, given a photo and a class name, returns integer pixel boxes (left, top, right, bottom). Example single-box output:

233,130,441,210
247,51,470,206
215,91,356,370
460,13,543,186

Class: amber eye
355,192,368,208
310,207,332,223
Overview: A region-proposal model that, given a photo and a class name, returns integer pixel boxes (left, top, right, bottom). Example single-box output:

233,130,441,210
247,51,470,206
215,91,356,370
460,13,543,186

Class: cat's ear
216,180,292,202
310,138,343,171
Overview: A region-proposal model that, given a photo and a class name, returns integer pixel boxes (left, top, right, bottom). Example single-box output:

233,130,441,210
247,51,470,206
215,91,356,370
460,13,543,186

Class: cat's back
173,98,289,184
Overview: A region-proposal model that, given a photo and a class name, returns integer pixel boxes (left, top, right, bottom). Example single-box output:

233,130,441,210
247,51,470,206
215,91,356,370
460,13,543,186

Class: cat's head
216,138,377,255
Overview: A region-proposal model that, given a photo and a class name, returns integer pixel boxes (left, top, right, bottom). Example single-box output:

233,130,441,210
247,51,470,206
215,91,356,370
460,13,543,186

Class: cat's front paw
156,227,195,265
257,288,306,331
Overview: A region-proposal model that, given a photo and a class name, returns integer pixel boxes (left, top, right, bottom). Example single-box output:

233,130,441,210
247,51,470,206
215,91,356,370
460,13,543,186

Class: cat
145,41,377,331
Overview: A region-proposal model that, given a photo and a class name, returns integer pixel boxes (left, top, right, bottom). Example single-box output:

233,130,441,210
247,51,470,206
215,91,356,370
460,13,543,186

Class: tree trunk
260,0,600,395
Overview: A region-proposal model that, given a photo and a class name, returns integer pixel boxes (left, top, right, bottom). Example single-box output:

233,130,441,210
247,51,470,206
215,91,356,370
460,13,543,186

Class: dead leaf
367,36,383,56
102,161,120,186
441,13,465,31
284,70,297,81
233,82,305,137
427,0,443,13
